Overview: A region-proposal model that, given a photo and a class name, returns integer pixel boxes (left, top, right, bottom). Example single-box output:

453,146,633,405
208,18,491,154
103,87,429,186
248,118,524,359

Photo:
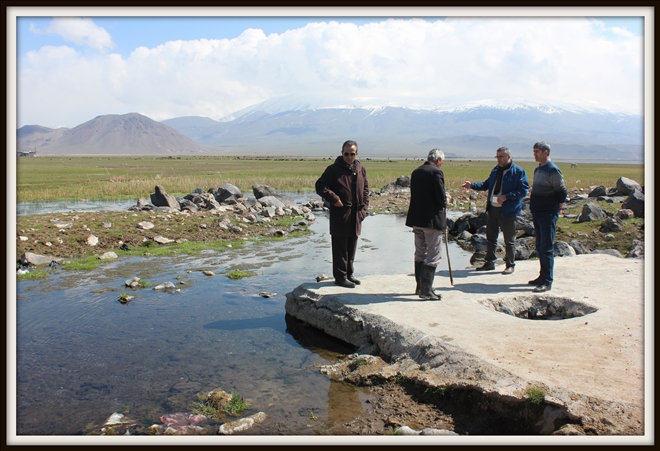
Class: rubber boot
414,261,423,295
419,264,441,300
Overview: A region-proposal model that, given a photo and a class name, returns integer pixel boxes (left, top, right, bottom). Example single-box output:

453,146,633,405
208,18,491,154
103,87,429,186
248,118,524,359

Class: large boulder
20,252,63,266
616,177,642,196
588,185,607,198
150,185,180,210
252,184,277,199
469,234,489,253
213,183,243,203
622,189,644,218
395,175,410,188
515,216,535,236
514,239,532,261
577,202,606,223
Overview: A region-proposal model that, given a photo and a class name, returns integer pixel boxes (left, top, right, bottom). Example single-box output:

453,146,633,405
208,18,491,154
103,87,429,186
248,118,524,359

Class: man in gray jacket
462,147,529,274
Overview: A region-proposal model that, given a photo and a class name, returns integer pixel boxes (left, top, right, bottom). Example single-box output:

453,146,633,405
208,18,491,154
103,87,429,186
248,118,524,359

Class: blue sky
10,9,649,128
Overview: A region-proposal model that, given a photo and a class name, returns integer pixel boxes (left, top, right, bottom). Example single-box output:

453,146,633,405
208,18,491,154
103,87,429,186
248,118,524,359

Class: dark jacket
405,161,447,230
470,162,529,216
315,156,369,236
530,160,568,214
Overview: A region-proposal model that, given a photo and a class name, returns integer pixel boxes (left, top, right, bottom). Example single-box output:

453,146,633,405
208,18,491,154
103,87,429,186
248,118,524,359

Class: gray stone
153,282,176,290
616,209,635,220
242,197,259,209
600,216,623,233
578,202,606,223
20,252,62,266
622,189,644,218
616,177,642,196
258,196,286,208
553,241,576,257
154,236,174,244
470,234,489,252
569,239,589,255
218,412,267,435
150,185,180,210
514,239,531,261
252,184,277,199
395,175,411,187
515,216,535,236
87,235,99,246
588,185,607,198
99,252,118,260
214,183,242,203
137,221,155,230
627,240,644,259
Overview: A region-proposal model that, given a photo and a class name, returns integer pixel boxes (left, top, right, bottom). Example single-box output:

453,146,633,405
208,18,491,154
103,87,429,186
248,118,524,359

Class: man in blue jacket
462,147,529,274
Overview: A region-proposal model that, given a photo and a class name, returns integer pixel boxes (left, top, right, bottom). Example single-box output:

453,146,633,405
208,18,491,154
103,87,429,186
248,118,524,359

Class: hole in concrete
479,296,598,320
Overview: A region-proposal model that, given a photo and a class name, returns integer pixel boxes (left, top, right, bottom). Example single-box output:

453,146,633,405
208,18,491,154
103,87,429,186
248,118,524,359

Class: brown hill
21,113,209,155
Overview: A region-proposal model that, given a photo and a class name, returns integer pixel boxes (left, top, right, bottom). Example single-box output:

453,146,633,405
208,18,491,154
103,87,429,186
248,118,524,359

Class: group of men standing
315,140,568,297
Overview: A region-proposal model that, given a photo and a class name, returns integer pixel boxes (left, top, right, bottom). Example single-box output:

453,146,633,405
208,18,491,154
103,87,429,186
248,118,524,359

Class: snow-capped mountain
163,97,643,161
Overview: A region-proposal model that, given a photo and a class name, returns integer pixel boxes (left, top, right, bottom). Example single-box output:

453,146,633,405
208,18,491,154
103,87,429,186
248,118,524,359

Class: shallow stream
14,204,473,435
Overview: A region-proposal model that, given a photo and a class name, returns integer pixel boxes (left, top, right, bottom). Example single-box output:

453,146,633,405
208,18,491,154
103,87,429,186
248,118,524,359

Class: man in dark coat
315,140,370,288
405,149,447,300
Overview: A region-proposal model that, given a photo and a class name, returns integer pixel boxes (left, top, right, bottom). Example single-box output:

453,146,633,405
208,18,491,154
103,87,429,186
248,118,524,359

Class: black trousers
331,235,358,281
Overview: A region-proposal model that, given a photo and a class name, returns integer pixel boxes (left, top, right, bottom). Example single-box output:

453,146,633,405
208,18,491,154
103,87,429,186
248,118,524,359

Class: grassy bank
16,155,644,203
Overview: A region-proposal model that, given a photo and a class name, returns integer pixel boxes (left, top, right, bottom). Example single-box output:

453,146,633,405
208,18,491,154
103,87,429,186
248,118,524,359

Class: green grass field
15,155,644,203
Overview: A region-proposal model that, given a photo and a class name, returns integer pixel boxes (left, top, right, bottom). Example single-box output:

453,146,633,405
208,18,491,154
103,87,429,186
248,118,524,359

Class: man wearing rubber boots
405,149,447,300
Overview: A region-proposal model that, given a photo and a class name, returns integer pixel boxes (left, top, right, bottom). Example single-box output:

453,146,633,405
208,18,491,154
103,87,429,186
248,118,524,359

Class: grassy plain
15,155,644,203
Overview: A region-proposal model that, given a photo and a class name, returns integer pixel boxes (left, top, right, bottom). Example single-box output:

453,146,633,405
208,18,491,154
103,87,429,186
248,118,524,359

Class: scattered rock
577,203,606,223
218,412,267,435
137,221,155,230
125,277,140,288
154,236,174,244
588,185,607,198
104,412,136,427
616,177,642,196
151,185,180,210
202,271,215,276
316,274,330,282
99,252,118,260
259,292,277,298
153,282,176,290
87,235,99,246
20,252,62,266
622,189,644,218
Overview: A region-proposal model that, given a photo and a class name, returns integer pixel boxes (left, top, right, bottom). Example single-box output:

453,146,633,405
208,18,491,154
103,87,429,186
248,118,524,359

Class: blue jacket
471,162,529,217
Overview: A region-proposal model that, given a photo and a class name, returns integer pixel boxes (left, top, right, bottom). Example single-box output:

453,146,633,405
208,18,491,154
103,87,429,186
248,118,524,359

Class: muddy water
15,212,473,435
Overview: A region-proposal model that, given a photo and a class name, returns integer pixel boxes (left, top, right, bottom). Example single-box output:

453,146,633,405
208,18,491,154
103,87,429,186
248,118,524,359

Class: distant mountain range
17,99,644,161
17,113,208,155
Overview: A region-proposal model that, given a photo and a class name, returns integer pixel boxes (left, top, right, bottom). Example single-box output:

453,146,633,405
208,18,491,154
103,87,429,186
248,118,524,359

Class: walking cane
444,228,454,286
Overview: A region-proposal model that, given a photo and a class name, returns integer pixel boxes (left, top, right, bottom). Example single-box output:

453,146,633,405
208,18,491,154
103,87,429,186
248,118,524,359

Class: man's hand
496,194,506,205
461,181,472,190
334,200,344,207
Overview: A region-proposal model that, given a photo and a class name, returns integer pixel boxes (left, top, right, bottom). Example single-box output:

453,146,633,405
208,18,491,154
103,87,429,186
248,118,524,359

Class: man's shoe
533,284,551,293
335,279,356,289
502,266,514,275
528,277,542,285
476,261,496,271
347,275,361,285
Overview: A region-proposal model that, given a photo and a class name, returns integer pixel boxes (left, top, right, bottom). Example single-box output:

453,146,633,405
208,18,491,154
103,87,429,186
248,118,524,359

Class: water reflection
15,211,474,435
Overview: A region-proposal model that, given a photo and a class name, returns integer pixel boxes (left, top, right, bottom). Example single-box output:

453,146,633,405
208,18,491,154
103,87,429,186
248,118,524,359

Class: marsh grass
62,256,100,271
16,156,643,203
17,269,49,280
226,269,257,280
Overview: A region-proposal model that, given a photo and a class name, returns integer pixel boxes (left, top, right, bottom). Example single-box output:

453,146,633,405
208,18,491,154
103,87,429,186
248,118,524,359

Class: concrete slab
285,254,645,434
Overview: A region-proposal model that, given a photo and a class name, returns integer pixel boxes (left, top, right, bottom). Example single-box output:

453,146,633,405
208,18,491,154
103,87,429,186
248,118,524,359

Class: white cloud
30,17,115,52
18,17,643,128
